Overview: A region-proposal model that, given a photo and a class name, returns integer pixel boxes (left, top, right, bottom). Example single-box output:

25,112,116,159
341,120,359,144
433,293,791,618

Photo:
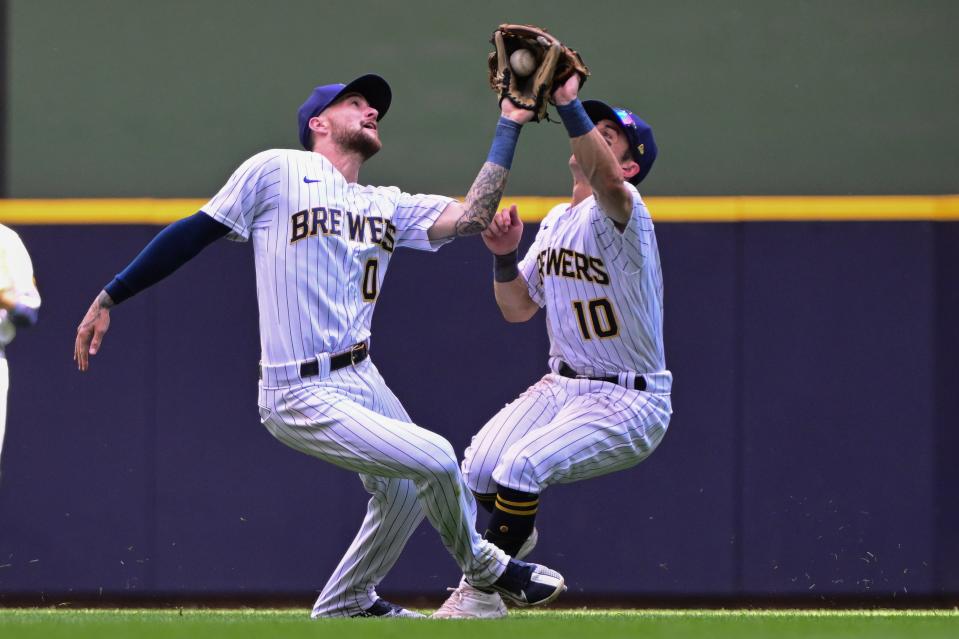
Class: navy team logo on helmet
583,100,658,185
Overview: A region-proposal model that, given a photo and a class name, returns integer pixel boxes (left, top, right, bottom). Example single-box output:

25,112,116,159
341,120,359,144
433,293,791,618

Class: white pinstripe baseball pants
462,372,671,495
258,357,507,618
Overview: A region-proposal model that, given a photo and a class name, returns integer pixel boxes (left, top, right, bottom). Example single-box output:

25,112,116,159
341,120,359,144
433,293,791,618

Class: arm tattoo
96,290,115,309
453,162,509,237
77,291,113,335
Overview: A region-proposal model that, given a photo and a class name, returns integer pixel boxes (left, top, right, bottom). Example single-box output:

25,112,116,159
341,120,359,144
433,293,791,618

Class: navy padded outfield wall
0,221,955,603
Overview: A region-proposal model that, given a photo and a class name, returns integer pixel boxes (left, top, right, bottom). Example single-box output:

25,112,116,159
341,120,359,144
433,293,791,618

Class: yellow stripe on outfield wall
501,195,959,222
0,199,208,224
0,196,957,224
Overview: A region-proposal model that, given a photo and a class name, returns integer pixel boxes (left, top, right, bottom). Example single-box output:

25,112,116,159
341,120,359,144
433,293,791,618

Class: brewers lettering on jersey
208,149,450,366
435,76,672,619
74,74,566,618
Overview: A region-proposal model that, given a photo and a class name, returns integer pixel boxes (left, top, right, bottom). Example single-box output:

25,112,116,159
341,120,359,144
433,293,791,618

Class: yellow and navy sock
484,485,539,556
473,491,496,515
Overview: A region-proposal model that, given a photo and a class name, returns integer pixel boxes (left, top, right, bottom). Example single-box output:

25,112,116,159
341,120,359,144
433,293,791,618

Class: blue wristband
486,117,522,169
556,99,594,138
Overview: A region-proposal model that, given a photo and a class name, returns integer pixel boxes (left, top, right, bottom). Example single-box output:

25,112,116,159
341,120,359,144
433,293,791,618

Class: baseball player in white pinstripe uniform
74,74,565,618
0,224,41,476
434,75,671,618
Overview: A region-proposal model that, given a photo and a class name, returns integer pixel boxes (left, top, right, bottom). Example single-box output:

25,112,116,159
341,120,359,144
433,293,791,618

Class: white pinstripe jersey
518,183,668,381
202,149,453,365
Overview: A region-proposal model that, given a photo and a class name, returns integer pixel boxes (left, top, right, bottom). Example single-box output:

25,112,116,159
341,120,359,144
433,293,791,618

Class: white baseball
509,48,537,78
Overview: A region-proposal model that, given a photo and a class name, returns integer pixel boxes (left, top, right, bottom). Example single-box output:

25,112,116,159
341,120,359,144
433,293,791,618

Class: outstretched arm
553,76,634,224
74,212,230,371
427,101,534,241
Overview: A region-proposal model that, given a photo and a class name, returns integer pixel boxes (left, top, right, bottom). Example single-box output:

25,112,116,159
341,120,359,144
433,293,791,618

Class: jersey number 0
362,259,378,302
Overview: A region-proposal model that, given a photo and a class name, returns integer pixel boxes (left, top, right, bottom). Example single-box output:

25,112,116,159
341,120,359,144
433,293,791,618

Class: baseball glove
488,24,590,122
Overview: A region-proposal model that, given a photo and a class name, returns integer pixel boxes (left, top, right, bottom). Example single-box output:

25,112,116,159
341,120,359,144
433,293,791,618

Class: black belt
260,342,369,380
558,362,647,391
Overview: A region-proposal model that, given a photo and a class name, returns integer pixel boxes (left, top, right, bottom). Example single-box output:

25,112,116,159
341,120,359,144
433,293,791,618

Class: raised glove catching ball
488,24,590,122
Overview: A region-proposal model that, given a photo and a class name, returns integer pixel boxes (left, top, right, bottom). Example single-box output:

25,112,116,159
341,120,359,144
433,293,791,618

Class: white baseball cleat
432,578,508,619
432,529,539,619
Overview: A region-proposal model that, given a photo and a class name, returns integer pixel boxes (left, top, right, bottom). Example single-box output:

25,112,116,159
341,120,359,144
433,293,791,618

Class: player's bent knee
438,451,461,478
421,457,460,482
491,453,543,493
416,440,460,479
462,457,495,494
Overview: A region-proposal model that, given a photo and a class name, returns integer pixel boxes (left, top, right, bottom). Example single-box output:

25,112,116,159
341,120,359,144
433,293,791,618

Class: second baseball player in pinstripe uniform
75,74,565,618
434,75,671,618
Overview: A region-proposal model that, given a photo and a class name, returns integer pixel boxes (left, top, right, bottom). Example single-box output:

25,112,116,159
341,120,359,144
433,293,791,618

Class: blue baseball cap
583,100,657,185
297,74,392,150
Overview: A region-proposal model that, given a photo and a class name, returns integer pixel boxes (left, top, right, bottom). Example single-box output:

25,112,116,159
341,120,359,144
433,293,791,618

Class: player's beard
331,122,382,160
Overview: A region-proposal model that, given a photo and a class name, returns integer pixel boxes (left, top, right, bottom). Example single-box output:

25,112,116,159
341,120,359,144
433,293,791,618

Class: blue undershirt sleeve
104,212,231,305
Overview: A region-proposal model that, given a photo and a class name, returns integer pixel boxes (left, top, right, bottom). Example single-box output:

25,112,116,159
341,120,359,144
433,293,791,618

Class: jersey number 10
572,298,619,339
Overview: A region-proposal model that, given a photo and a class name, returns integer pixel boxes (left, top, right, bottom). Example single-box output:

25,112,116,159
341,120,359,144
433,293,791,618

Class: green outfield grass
0,608,957,639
